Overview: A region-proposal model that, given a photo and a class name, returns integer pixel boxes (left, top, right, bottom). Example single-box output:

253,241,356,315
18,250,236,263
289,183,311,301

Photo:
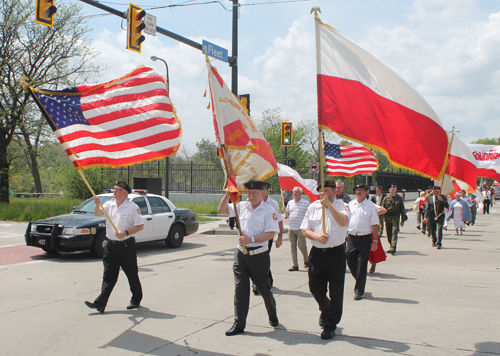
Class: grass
0,197,82,222
0,197,223,222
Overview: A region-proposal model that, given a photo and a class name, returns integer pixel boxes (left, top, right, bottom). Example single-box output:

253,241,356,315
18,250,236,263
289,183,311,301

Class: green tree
192,138,219,165
471,138,500,145
0,0,101,202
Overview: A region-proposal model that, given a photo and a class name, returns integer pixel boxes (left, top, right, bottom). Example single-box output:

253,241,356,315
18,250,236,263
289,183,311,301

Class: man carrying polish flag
277,163,319,202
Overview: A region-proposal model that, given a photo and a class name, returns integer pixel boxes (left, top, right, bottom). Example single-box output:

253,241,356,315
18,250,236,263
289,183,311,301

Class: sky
77,0,500,153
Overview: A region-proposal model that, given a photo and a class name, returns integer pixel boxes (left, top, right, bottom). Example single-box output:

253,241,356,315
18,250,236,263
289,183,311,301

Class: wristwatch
251,236,255,243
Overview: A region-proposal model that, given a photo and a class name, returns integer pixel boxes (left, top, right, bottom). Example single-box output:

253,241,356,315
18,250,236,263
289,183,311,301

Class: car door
145,196,175,240
131,197,154,242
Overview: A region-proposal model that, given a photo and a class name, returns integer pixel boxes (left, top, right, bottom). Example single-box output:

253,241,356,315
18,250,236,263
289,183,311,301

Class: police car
25,190,199,257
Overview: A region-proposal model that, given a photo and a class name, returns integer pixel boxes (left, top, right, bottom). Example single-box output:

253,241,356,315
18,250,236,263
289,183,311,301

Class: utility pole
230,0,238,96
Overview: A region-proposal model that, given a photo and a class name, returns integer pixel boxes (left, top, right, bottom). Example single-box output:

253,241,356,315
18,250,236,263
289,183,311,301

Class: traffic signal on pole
281,122,293,146
35,0,57,27
238,94,250,114
127,3,146,53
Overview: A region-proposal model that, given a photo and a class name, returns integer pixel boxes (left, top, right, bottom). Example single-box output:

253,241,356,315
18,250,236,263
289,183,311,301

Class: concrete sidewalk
1,207,499,356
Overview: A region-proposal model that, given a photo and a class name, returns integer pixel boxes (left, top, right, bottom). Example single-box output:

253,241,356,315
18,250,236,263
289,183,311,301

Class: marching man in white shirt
301,180,351,340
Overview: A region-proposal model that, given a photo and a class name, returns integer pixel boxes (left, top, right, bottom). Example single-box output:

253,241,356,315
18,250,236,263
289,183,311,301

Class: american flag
29,67,181,169
324,142,378,177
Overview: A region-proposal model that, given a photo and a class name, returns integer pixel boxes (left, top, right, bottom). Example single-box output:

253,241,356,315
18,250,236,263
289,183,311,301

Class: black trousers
253,239,274,292
233,248,277,329
345,234,371,295
308,245,346,330
428,218,445,247
483,199,491,214
94,237,142,309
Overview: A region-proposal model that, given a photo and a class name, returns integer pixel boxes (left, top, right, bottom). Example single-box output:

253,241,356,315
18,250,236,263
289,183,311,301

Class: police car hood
34,213,104,227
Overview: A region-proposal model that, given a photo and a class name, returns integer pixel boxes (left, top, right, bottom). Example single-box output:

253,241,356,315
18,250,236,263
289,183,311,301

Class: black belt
108,236,134,244
246,246,263,251
312,243,345,253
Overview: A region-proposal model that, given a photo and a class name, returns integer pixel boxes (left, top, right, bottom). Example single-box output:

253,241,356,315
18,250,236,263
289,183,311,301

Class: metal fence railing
103,161,432,195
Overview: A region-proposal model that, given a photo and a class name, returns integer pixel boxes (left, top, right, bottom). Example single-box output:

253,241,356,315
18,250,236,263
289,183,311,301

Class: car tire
91,231,106,258
166,224,184,248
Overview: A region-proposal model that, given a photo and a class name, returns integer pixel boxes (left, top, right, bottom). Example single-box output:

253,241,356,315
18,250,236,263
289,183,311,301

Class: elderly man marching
346,184,380,301
301,180,351,340
218,181,280,336
285,187,310,271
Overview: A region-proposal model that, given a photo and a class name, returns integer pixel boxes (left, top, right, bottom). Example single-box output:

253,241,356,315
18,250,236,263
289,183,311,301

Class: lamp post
151,55,170,198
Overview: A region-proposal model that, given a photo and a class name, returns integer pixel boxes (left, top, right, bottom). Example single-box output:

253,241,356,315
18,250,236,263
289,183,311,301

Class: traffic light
35,0,57,27
239,94,250,114
127,3,146,53
281,122,293,146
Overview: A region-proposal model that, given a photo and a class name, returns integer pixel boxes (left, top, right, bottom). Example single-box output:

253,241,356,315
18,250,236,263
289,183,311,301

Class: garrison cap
376,185,383,189
317,180,336,191
389,184,397,188
244,181,266,190
115,181,131,193
261,182,271,189
353,183,369,192
433,185,441,190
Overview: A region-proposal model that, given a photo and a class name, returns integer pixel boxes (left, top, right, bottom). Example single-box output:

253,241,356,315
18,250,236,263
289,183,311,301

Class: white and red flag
315,16,449,180
277,163,319,202
324,142,377,177
444,133,477,189
467,144,500,181
206,61,278,202
28,67,181,169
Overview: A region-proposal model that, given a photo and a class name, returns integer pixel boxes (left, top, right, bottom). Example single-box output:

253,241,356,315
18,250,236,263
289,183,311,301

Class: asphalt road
0,207,499,356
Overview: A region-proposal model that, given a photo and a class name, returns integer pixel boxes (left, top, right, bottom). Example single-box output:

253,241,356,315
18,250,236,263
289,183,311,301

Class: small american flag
324,142,378,177
29,67,181,169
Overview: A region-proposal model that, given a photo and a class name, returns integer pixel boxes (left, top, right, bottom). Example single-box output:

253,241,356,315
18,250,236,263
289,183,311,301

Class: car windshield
74,196,114,214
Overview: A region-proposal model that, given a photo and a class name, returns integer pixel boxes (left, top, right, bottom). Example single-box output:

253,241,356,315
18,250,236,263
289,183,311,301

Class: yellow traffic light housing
35,0,57,27
239,94,250,114
281,122,293,146
127,3,146,53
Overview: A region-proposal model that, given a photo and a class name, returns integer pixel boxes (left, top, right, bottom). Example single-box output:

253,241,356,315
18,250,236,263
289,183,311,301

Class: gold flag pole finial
310,6,321,19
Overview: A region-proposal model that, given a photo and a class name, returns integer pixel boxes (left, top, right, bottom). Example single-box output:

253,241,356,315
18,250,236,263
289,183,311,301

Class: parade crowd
84,179,495,341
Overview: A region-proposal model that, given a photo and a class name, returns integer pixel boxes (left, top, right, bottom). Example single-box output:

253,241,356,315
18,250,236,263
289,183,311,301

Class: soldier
381,184,407,255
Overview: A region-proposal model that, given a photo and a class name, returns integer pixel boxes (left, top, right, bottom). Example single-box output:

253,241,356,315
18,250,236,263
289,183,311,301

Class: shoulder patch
273,213,278,221
137,208,141,215
345,205,350,212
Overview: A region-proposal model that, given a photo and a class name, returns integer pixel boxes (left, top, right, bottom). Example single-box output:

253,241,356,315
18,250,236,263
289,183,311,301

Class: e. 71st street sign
202,40,228,63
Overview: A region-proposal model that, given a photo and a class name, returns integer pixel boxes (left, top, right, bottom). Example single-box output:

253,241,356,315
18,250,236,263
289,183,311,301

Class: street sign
309,163,319,173
144,14,156,36
202,40,228,63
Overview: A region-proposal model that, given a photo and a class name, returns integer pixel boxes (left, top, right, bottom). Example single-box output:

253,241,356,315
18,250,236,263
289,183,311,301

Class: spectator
285,187,310,271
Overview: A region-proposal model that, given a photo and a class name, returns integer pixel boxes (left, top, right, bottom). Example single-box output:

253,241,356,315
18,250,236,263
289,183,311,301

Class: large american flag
325,142,378,177
29,67,181,169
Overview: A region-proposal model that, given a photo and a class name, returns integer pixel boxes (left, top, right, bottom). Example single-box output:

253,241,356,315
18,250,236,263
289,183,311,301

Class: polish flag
445,133,477,189
467,144,500,181
277,164,319,202
315,18,449,180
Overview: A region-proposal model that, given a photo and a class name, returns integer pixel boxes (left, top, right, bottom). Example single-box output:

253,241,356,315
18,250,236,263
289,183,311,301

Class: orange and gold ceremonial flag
206,61,278,202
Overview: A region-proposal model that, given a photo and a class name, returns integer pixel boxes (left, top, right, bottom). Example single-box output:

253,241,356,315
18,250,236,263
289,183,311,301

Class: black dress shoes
85,301,104,313
252,285,260,295
127,302,140,309
354,292,363,301
225,324,244,336
269,318,279,327
321,327,335,339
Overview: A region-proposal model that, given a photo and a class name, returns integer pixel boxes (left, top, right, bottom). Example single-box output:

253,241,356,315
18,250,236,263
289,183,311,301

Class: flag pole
76,169,123,242
318,128,326,234
220,145,248,255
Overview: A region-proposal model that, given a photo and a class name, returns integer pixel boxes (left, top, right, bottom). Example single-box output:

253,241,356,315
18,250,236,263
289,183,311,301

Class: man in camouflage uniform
381,184,407,255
